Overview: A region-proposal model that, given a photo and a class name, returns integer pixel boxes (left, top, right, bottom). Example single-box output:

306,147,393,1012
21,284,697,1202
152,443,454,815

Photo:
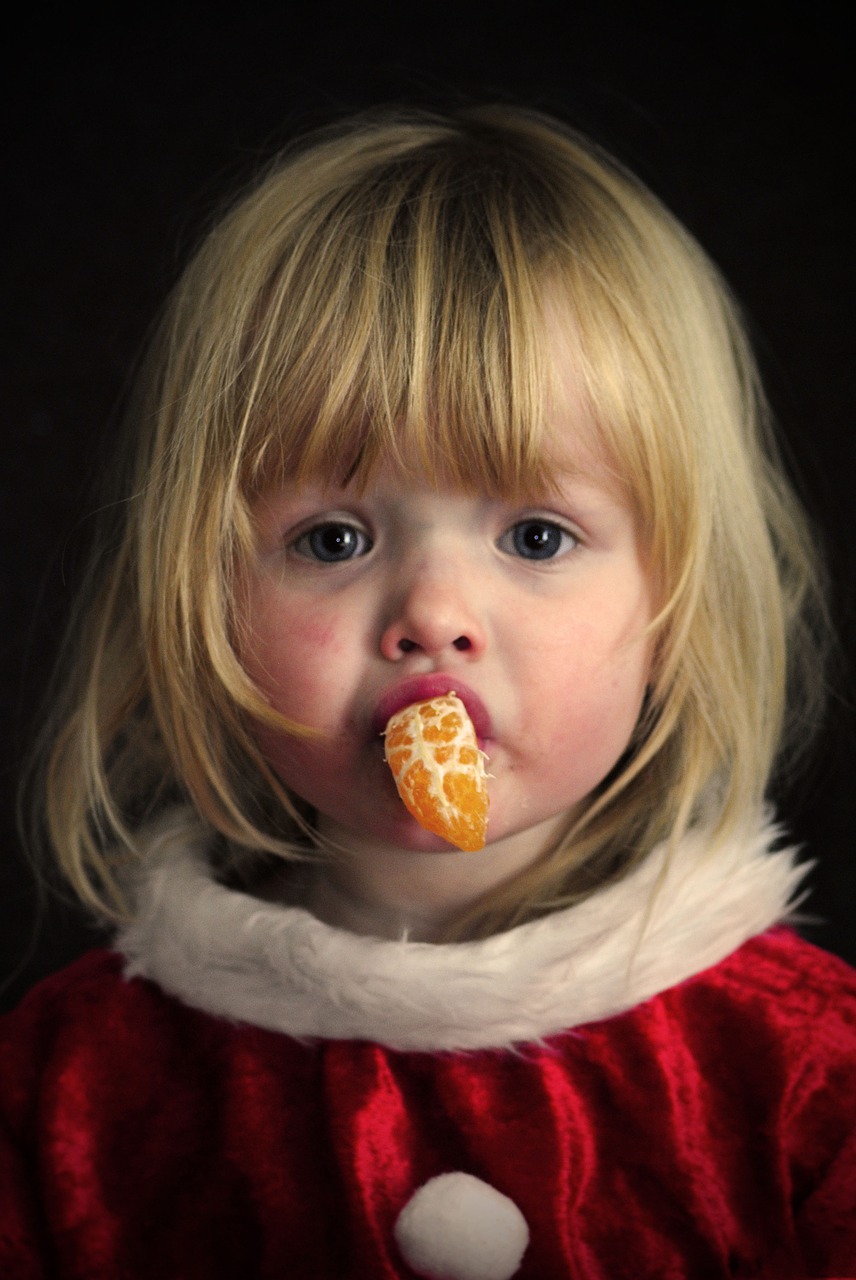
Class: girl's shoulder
711,926,856,1016
0,950,206,1105
3,949,152,1032
651,926,856,1095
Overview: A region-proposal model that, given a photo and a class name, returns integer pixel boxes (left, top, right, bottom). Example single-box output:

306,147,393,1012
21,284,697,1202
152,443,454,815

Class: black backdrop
3,7,854,1011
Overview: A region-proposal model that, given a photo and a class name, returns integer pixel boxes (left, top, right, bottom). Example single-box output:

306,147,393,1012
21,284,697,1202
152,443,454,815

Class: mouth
372,674,493,747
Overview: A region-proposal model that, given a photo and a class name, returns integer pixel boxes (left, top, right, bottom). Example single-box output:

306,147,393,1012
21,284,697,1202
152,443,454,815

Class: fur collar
117,810,806,1051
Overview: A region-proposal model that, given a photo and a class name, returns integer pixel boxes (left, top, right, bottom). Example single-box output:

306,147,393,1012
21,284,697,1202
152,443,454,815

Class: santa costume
1,808,855,1278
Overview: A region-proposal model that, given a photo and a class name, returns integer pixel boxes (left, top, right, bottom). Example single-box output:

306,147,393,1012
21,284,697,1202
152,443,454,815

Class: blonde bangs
224,132,572,502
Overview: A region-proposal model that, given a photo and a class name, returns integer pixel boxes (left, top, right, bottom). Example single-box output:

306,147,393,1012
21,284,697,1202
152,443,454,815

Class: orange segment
384,694,489,852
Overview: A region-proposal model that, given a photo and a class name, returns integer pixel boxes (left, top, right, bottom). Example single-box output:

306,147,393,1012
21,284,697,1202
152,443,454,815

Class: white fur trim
117,809,806,1051
394,1173,529,1280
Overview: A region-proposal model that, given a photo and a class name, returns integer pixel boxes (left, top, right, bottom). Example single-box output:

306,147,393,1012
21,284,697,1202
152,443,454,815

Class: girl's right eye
291,521,372,563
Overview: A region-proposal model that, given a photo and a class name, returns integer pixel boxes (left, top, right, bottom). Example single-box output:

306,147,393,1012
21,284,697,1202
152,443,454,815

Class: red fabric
1,928,855,1278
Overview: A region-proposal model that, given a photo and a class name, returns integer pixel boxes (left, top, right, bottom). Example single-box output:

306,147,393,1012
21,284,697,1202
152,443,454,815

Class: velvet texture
1,930,855,1278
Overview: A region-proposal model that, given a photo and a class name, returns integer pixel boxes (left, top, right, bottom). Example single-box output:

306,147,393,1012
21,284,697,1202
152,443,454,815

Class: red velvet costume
1,810,855,1278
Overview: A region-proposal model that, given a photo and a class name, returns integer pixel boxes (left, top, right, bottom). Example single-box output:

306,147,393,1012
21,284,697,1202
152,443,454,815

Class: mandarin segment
384,694,489,851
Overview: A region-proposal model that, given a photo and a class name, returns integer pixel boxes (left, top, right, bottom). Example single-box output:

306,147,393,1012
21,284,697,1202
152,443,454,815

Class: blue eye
502,519,577,560
293,522,372,562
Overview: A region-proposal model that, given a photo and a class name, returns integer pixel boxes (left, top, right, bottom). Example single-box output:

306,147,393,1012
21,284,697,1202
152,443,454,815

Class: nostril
396,636,471,654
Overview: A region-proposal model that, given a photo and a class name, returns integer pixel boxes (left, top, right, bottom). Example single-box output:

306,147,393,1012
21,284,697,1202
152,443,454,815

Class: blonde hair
32,104,826,934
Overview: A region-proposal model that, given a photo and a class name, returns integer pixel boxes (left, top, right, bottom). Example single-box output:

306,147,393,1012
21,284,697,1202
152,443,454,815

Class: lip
372,674,493,745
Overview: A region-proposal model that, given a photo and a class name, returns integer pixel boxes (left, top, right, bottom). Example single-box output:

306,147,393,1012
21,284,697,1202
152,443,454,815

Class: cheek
530,629,650,765
239,592,352,720
521,682,645,819
257,598,346,657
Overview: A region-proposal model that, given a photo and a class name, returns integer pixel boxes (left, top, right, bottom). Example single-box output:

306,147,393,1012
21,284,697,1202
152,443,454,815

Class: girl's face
238,340,654,869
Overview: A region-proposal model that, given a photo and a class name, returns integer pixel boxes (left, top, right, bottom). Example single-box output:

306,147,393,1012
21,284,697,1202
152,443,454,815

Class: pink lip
372,674,492,745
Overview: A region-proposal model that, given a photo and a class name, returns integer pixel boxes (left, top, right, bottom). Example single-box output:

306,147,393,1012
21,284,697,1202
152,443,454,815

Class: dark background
3,7,853,1012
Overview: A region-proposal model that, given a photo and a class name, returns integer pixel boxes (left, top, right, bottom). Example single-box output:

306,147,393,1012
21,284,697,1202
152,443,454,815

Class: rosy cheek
253,609,351,703
296,618,347,653
252,607,344,666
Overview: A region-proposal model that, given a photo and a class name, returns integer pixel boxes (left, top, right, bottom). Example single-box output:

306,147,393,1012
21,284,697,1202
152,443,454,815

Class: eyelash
289,516,579,564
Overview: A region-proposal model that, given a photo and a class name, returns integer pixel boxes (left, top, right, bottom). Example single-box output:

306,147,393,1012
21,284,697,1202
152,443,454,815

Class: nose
379,568,487,661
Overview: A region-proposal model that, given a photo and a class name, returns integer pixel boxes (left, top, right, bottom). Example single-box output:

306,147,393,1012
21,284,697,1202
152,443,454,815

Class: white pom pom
393,1171,529,1280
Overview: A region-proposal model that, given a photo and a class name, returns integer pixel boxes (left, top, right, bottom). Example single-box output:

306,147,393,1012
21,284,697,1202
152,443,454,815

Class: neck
291,815,573,942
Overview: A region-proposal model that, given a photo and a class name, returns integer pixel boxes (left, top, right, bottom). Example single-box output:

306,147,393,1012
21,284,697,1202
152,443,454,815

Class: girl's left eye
499,519,578,561
292,521,372,563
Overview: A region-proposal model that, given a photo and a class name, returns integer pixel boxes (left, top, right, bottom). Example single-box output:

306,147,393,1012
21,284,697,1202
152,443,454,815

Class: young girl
2,105,854,1279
